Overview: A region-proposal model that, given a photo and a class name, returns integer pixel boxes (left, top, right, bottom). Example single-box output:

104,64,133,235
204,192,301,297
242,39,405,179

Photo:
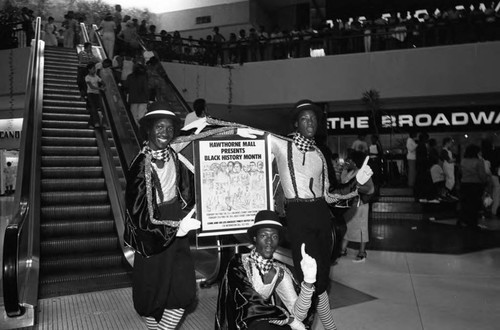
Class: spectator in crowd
146,57,168,102
62,11,77,48
340,151,374,262
77,42,100,99
21,7,34,47
215,210,317,330
124,63,149,125
85,62,108,128
212,26,226,65
227,33,238,63
368,134,383,196
457,144,489,228
440,137,457,196
99,13,117,58
43,16,58,47
113,4,122,35
4,162,16,195
406,132,418,187
184,98,207,127
414,132,433,201
351,134,369,154
138,20,148,36
248,27,260,61
238,29,248,64
429,155,446,200
258,25,269,61
119,20,140,56
125,104,200,330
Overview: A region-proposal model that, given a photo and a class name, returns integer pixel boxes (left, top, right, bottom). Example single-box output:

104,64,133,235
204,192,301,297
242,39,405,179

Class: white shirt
406,137,417,160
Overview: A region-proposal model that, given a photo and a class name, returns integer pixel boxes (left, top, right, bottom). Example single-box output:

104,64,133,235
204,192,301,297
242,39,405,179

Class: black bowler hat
291,99,322,123
247,210,283,239
139,102,180,128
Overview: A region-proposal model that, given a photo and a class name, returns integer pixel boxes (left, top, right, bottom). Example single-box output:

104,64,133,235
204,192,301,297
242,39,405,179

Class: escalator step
44,88,80,97
41,219,115,237
38,268,132,299
44,82,79,91
42,120,89,129
45,72,76,80
43,99,86,107
43,128,94,138
42,166,103,178
42,156,101,167
42,136,96,146
44,77,78,86
44,93,82,102
41,252,126,273
41,178,106,191
44,66,77,74
40,235,119,255
43,113,89,123
41,204,111,219
42,146,99,156
43,106,88,115
41,191,109,205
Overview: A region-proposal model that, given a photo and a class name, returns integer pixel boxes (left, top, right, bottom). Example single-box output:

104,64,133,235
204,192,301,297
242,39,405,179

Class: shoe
353,252,367,263
340,249,347,257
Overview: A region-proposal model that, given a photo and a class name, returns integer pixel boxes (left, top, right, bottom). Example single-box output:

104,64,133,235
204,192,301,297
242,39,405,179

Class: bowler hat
291,99,322,124
247,210,283,239
139,102,180,128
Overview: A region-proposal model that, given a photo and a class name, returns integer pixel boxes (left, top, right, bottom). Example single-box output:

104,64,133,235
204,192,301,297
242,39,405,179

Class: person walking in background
351,134,368,154
458,144,488,228
77,42,100,99
124,63,149,126
213,26,226,65
4,162,16,195
85,62,108,128
340,151,374,263
490,145,500,219
414,132,433,201
183,98,207,127
440,137,457,197
368,134,383,196
406,132,418,187
21,7,34,47
216,210,317,330
99,13,116,58
113,4,122,35
43,16,58,46
125,104,200,330
62,11,77,48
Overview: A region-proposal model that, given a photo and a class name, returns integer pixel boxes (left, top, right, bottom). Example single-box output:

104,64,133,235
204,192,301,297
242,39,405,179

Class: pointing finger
301,243,306,258
362,156,369,167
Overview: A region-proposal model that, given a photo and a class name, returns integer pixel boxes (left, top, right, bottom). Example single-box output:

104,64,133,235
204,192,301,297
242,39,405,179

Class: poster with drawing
194,135,273,236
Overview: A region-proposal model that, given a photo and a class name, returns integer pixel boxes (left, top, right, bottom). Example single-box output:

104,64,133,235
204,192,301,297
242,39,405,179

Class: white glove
176,208,201,237
181,117,208,134
356,156,373,185
300,243,317,284
289,318,307,330
236,128,264,139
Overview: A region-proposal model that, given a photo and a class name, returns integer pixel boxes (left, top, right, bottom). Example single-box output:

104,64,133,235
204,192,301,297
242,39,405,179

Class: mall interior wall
0,48,30,119
163,41,500,110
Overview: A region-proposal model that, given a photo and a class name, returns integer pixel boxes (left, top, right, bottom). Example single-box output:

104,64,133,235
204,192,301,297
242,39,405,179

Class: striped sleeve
292,282,315,321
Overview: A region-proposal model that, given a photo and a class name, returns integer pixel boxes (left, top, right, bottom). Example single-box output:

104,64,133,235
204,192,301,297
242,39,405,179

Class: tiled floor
2,193,500,329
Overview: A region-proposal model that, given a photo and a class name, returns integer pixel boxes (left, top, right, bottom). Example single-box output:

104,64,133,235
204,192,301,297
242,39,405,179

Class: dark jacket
124,151,194,257
215,254,292,330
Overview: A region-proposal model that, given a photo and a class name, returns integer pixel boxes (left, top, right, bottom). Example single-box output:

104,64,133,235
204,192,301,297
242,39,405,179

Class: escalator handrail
2,17,44,318
137,36,193,115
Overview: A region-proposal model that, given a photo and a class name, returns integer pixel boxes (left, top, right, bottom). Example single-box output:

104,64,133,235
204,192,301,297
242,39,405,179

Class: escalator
38,46,132,298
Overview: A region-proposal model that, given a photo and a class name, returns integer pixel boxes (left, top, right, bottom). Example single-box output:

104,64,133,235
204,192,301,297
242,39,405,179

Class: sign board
0,118,23,149
193,134,273,237
327,106,500,134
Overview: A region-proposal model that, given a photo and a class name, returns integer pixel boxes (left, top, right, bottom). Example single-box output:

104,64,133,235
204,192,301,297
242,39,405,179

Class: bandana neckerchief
249,249,274,278
143,143,172,162
293,132,316,154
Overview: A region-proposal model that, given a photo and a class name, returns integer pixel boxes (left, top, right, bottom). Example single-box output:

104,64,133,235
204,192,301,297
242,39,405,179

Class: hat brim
139,110,180,128
247,220,283,240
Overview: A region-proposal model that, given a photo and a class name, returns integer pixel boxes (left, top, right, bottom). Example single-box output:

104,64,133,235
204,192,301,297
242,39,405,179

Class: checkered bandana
142,143,172,162
293,132,316,154
249,249,274,277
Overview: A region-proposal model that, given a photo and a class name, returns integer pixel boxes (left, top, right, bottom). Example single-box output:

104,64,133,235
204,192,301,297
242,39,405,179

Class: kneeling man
216,210,317,330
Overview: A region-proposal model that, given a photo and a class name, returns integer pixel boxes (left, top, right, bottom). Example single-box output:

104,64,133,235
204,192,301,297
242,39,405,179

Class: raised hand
300,243,317,284
356,156,373,185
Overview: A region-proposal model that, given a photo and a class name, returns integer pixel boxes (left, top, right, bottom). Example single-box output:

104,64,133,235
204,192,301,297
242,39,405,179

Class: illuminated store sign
0,118,22,139
327,107,500,134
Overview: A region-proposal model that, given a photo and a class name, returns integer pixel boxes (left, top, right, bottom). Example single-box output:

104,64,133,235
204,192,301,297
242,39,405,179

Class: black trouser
459,182,484,227
249,320,291,330
77,66,88,97
86,93,102,126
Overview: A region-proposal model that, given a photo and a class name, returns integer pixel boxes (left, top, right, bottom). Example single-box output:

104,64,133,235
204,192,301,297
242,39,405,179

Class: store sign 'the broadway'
327,107,500,134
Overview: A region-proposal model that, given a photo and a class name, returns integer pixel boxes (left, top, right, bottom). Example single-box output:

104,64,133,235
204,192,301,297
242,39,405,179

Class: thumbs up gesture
356,156,373,185
300,243,317,284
